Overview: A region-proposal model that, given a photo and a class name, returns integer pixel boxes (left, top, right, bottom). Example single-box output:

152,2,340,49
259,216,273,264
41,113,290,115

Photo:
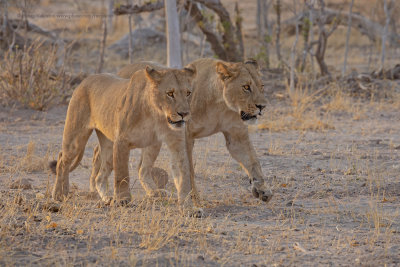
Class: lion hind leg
89,145,101,193
52,128,92,201
94,131,113,203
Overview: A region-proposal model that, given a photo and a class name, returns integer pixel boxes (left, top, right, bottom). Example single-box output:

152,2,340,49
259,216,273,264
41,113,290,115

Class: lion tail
49,160,57,174
48,149,85,174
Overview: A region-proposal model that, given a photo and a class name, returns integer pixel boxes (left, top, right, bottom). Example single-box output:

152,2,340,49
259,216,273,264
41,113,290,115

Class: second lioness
92,58,273,203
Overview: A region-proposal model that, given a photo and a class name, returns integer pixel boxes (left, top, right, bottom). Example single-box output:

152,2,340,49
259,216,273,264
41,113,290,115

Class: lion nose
177,112,189,119
256,104,265,111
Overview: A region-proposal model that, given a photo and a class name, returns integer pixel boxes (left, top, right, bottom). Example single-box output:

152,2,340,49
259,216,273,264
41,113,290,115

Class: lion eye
243,85,251,92
167,91,174,98
186,90,191,97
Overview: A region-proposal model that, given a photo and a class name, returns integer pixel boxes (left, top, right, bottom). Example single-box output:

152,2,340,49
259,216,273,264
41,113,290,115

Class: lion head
145,65,196,130
216,60,267,124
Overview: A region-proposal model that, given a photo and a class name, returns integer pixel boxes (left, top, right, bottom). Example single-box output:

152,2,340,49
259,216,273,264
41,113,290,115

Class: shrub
0,39,71,111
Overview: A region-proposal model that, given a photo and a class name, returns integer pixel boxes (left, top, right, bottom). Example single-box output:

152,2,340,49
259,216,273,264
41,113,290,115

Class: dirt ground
1,91,400,266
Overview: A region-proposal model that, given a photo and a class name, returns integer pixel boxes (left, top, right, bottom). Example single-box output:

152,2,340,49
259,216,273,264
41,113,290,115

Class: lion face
216,60,267,125
145,66,196,130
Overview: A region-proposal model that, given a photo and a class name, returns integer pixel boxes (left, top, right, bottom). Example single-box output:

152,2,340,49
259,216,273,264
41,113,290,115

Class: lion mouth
240,111,257,121
167,117,185,127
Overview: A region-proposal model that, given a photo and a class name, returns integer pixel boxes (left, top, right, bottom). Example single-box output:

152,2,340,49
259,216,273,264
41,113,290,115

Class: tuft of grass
258,79,333,132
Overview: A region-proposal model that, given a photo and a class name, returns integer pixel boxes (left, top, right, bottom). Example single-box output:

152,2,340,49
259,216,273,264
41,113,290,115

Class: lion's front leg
223,128,273,203
138,142,165,197
52,151,70,201
165,136,203,217
113,139,132,204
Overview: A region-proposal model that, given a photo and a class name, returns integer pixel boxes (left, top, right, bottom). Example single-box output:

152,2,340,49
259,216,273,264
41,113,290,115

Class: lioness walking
92,58,273,203
51,66,199,213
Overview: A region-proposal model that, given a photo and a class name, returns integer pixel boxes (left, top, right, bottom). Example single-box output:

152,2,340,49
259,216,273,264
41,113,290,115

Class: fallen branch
113,1,164,15
8,19,57,40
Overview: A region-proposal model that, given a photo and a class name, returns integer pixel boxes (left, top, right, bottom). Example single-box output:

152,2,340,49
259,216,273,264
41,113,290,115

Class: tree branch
113,1,164,15
184,1,227,60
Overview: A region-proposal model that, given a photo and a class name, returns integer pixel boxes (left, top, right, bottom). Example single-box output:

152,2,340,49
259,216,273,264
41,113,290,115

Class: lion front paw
251,185,273,202
112,191,132,206
52,188,68,202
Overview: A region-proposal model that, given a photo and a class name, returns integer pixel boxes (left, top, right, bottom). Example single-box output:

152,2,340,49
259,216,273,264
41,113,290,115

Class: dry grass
0,40,71,110
1,99,400,266
0,141,49,174
258,79,335,132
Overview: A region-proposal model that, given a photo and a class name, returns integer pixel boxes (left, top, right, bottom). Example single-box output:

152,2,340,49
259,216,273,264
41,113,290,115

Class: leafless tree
128,14,133,64
97,18,108,73
234,2,244,60
381,0,394,71
300,2,311,73
107,0,114,32
289,17,299,94
312,0,339,76
257,0,272,67
342,0,354,76
114,0,244,62
274,0,282,64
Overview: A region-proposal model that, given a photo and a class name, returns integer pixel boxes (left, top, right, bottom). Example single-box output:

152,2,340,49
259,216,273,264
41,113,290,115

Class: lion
90,58,273,204
50,65,200,214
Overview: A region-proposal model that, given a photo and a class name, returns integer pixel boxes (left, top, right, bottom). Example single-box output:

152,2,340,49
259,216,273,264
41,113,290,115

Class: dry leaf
46,222,57,229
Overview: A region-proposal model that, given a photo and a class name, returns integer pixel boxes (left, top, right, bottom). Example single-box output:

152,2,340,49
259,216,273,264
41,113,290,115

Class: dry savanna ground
1,0,400,266
1,82,400,266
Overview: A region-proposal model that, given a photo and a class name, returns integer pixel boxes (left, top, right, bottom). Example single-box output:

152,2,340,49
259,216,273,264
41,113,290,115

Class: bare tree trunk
389,0,397,46
308,2,315,79
300,3,310,72
342,0,354,76
381,0,391,70
107,0,114,33
165,0,182,68
289,18,299,94
275,0,282,65
315,26,329,76
263,0,272,68
314,0,338,76
234,2,244,59
257,0,263,40
97,18,107,73
128,14,133,64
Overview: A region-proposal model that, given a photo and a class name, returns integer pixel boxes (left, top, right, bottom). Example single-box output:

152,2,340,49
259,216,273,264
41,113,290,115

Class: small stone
10,179,32,190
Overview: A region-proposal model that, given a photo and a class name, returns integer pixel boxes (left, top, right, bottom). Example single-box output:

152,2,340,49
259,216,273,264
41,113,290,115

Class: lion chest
124,123,159,148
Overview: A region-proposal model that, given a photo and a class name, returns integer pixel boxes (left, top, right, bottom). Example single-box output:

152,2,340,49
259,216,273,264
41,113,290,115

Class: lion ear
244,59,259,69
183,64,196,79
216,62,237,81
145,66,164,83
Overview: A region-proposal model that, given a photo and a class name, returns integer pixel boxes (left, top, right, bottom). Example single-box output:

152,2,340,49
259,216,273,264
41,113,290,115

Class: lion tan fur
92,58,273,204
51,66,200,213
